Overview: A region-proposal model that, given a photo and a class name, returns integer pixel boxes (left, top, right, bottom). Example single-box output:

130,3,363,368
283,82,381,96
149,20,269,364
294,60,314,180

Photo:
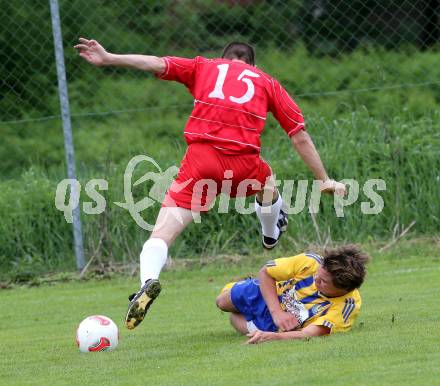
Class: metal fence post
49,0,85,270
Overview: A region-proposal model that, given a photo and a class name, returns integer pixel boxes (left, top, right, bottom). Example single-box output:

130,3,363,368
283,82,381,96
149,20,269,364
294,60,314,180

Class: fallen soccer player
216,245,370,344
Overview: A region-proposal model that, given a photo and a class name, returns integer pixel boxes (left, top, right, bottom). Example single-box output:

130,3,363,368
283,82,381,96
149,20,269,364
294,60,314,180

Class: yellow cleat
125,279,161,330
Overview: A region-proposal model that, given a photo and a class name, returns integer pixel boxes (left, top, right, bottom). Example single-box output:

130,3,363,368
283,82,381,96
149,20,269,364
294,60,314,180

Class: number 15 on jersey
208,64,260,105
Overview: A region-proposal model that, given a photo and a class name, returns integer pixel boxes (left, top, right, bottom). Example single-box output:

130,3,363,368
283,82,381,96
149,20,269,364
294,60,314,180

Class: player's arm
269,79,345,196
290,130,328,181
290,130,345,195
258,266,299,332
74,37,166,73
246,324,330,344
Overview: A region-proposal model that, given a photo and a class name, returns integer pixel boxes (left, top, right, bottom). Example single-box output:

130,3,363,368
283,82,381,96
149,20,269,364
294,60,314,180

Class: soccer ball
76,315,119,352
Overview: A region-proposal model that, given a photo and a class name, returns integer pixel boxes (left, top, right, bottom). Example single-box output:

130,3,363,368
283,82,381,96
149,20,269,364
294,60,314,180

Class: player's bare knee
229,313,248,335
216,293,228,311
256,187,279,205
215,294,225,310
149,227,179,246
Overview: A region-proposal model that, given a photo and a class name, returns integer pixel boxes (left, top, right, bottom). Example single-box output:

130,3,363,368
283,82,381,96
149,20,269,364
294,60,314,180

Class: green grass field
1,239,439,385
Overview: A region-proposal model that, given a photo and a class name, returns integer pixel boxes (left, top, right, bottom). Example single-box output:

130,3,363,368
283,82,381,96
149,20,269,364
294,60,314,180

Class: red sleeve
156,56,197,90
268,78,305,137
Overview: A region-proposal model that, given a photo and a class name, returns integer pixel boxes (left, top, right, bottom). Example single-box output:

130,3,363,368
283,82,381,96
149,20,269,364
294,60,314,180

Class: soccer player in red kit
75,38,346,330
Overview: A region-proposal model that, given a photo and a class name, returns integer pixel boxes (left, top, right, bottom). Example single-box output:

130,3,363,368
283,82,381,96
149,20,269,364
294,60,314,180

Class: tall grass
1,47,439,276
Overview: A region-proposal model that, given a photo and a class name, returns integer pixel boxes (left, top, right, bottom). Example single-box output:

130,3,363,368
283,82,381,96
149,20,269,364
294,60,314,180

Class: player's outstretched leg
125,206,196,329
255,184,288,249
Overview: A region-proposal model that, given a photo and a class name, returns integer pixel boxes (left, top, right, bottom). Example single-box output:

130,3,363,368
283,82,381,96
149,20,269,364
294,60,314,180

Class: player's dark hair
323,245,370,292
222,42,256,65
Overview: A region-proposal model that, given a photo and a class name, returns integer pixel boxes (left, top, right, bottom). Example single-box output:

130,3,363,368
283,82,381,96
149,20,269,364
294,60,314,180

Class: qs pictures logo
55,155,190,231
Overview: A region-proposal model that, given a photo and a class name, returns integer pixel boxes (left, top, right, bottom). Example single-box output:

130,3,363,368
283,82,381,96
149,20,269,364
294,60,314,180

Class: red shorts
163,143,272,212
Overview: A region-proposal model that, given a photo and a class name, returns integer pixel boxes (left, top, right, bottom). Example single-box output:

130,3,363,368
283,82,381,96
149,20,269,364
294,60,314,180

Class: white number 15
208,63,260,105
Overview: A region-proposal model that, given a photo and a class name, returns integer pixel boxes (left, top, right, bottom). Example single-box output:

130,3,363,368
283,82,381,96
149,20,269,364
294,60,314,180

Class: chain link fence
1,1,440,272
1,0,439,123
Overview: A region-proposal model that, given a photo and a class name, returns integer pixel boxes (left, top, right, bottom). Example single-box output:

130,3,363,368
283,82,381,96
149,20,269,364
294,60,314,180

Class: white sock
140,238,168,285
255,195,282,239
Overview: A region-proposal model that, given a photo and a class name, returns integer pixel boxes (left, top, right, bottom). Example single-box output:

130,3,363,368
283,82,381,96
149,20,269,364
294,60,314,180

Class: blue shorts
230,278,277,332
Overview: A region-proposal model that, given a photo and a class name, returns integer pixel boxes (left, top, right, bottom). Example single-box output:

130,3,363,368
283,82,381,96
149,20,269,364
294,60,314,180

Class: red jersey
157,56,305,154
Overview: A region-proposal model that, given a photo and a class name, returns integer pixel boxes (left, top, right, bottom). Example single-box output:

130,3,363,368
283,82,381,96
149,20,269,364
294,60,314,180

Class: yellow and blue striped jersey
266,253,361,333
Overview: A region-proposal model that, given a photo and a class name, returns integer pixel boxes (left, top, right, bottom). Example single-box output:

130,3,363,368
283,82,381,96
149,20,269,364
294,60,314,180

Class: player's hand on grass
319,179,346,196
74,37,109,66
271,310,299,332
246,330,277,344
